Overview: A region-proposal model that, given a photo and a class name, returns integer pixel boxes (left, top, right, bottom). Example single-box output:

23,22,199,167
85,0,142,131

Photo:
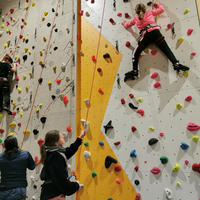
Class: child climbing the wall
39,130,86,200
122,1,189,82
0,54,17,114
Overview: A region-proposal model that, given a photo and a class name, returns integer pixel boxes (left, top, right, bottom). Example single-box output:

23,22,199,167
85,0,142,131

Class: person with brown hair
40,130,86,200
0,54,17,114
122,1,189,82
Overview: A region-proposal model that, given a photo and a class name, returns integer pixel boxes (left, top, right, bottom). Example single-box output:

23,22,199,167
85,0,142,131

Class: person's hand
79,130,86,139
121,20,125,25
155,1,160,5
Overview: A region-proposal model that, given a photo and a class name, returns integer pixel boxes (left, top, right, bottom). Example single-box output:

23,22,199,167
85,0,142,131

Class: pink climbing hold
10,9,14,14
150,167,161,174
10,50,12,53
91,55,96,62
98,88,104,94
191,52,196,56
16,76,19,81
187,28,193,36
159,132,164,137
126,41,130,47
185,95,192,102
139,55,142,59
63,96,68,104
38,138,45,146
66,125,71,132
10,16,13,20
134,166,138,172
121,98,125,105
129,93,134,98
131,126,137,132
6,13,8,16
8,30,11,35
114,165,122,172
77,34,80,40
114,141,120,145
125,13,130,18
154,82,161,88
135,193,141,200
151,50,157,56
117,13,122,17
97,68,102,72
187,122,200,131
167,24,172,29
109,18,114,24
56,79,61,84
150,72,158,79
0,129,5,134
137,109,144,116
185,160,189,165
115,178,121,184
6,21,10,26
79,10,84,15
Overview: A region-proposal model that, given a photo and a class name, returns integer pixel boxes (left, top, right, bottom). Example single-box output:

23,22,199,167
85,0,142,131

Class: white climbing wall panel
0,0,77,200
81,0,200,199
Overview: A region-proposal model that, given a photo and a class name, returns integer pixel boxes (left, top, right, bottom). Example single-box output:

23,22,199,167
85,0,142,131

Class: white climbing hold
30,176,35,181
68,164,71,169
165,188,172,200
83,151,91,161
61,63,66,71
32,196,36,200
81,119,89,132
84,98,89,104
66,76,70,82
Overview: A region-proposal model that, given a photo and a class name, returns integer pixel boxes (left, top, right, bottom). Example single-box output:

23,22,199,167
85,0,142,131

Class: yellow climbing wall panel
196,0,200,22
76,16,137,199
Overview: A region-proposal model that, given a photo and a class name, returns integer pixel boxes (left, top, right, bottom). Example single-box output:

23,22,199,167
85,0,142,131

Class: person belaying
122,1,189,82
0,54,17,114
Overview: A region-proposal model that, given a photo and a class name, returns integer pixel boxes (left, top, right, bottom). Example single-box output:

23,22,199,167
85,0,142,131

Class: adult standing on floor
0,136,36,200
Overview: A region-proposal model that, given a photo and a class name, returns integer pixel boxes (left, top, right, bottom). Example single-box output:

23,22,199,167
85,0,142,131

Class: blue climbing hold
180,142,189,150
99,141,104,146
130,149,137,158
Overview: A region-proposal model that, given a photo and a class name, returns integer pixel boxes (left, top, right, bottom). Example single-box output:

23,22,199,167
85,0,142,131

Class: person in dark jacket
0,136,36,200
0,54,17,114
39,130,86,200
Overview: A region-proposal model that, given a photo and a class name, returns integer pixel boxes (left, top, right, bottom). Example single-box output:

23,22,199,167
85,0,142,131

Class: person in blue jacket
0,136,36,200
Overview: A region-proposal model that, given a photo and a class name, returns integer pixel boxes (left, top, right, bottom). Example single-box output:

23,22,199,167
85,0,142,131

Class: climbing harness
139,23,161,37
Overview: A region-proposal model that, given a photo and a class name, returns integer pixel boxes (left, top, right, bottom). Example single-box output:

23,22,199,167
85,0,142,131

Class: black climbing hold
38,78,43,84
103,120,113,134
41,64,45,68
17,107,19,111
25,39,29,44
105,156,117,169
108,199,113,200
23,55,27,61
54,47,58,51
103,53,110,59
32,46,35,49
33,185,37,189
40,117,46,124
52,95,56,100
123,0,128,2
129,103,138,109
33,129,39,135
16,85,18,88
148,138,158,146
55,28,58,32
31,61,34,65
47,23,51,27
135,180,140,185
52,8,55,12
11,100,13,103
147,1,152,6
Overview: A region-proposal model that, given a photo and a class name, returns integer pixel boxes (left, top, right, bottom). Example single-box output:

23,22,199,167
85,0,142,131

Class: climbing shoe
3,107,12,115
173,63,189,72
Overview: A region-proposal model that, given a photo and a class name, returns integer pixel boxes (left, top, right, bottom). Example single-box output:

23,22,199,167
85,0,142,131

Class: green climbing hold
92,172,97,178
84,142,89,146
0,138,2,143
160,156,168,164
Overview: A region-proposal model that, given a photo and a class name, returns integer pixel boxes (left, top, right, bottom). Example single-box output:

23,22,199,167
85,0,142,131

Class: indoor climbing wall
77,0,200,200
0,0,77,200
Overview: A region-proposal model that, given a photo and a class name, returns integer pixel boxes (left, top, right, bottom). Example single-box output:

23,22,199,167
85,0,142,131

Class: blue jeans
0,187,26,200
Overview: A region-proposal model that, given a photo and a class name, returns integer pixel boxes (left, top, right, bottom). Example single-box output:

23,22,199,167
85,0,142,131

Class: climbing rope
20,0,60,148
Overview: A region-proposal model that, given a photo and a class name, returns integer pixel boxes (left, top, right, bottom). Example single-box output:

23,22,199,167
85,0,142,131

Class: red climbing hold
16,76,19,81
125,13,130,18
34,156,39,165
21,18,24,22
114,141,120,145
114,165,122,172
56,79,61,84
26,0,29,2
66,125,71,132
151,50,157,56
115,178,121,184
167,24,172,29
12,112,16,115
79,10,84,15
134,166,139,172
151,72,158,79
21,25,24,29
187,28,193,36
18,58,20,62
121,98,125,105
109,18,114,24
185,95,192,102
97,68,102,72
154,82,161,88
0,129,4,133
153,3,158,8
2,143,4,148
10,9,14,14
131,126,137,132
77,34,80,40
135,193,141,200
117,13,122,16
98,88,104,94
137,109,144,116
91,0,95,3
139,55,142,59
126,41,130,47
63,96,68,104
38,138,45,146
129,93,134,98
19,35,23,39
192,163,200,173
18,123,21,127
91,55,96,62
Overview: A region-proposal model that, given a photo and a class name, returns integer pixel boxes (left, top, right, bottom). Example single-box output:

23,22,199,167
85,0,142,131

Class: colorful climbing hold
115,178,121,184
92,172,97,178
150,72,158,79
66,125,71,132
109,18,114,24
151,50,157,56
167,23,172,29
114,141,120,146
44,12,48,16
121,98,125,105
185,95,192,102
130,149,137,158
184,8,189,14
135,193,141,200
159,132,164,137
91,55,96,62
83,151,91,161
191,52,196,56
187,28,193,35
36,109,39,113
177,37,184,43
23,130,30,136
63,96,68,104
98,88,104,94
9,123,16,128
131,126,137,132
192,163,200,173
38,138,45,146
149,126,155,131
154,82,161,88
125,13,130,18
18,88,22,92
56,79,61,84
187,122,200,131
117,13,122,17
176,103,182,109
126,41,130,47
129,93,134,98
99,141,104,146
32,2,35,6
137,109,144,116
134,166,138,172
185,160,189,165
138,97,142,102
97,68,102,72
192,136,199,142
0,129,4,134
105,156,117,168
150,167,161,174
84,142,89,146
173,163,180,172
176,182,181,186
114,165,122,172
42,17,45,21
180,142,189,150
160,156,168,164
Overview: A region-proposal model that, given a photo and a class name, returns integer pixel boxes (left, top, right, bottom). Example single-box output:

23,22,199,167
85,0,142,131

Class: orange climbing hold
98,87,104,94
115,178,121,184
56,79,61,84
66,125,71,132
63,95,68,104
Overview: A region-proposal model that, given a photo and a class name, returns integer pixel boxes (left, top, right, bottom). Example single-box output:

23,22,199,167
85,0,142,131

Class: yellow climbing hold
176,103,182,110
1,24,4,28
24,47,28,52
40,51,43,56
183,71,188,77
39,60,43,65
176,182,181,186
24,21,27,25
145,68,149,72
6,28,9,33
25,86,28,90
23,75,26,80
0,114,2,118
138,98,143,102
12,102,16,107
149,126,154,131
53,65,56,69
48,81,52,85
18,88,22,92
20,148,23,150
36,109,39,113
23,130,30,135
177,37,184,43
184,8,189,14
9,123,16,128
20,110,23,116
4,44,7,48
39,104,43,107
25,6,28,10
32,2,35,6
27,33,29,35
29,72,33,76
15,55,17,59
28,50,31,55
192,136,199,142
44,12,48,16
158,14,161,17
23,37,26,40
43,36,46,42
42,17,45,21
9,132,14,136
173,163,180,172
